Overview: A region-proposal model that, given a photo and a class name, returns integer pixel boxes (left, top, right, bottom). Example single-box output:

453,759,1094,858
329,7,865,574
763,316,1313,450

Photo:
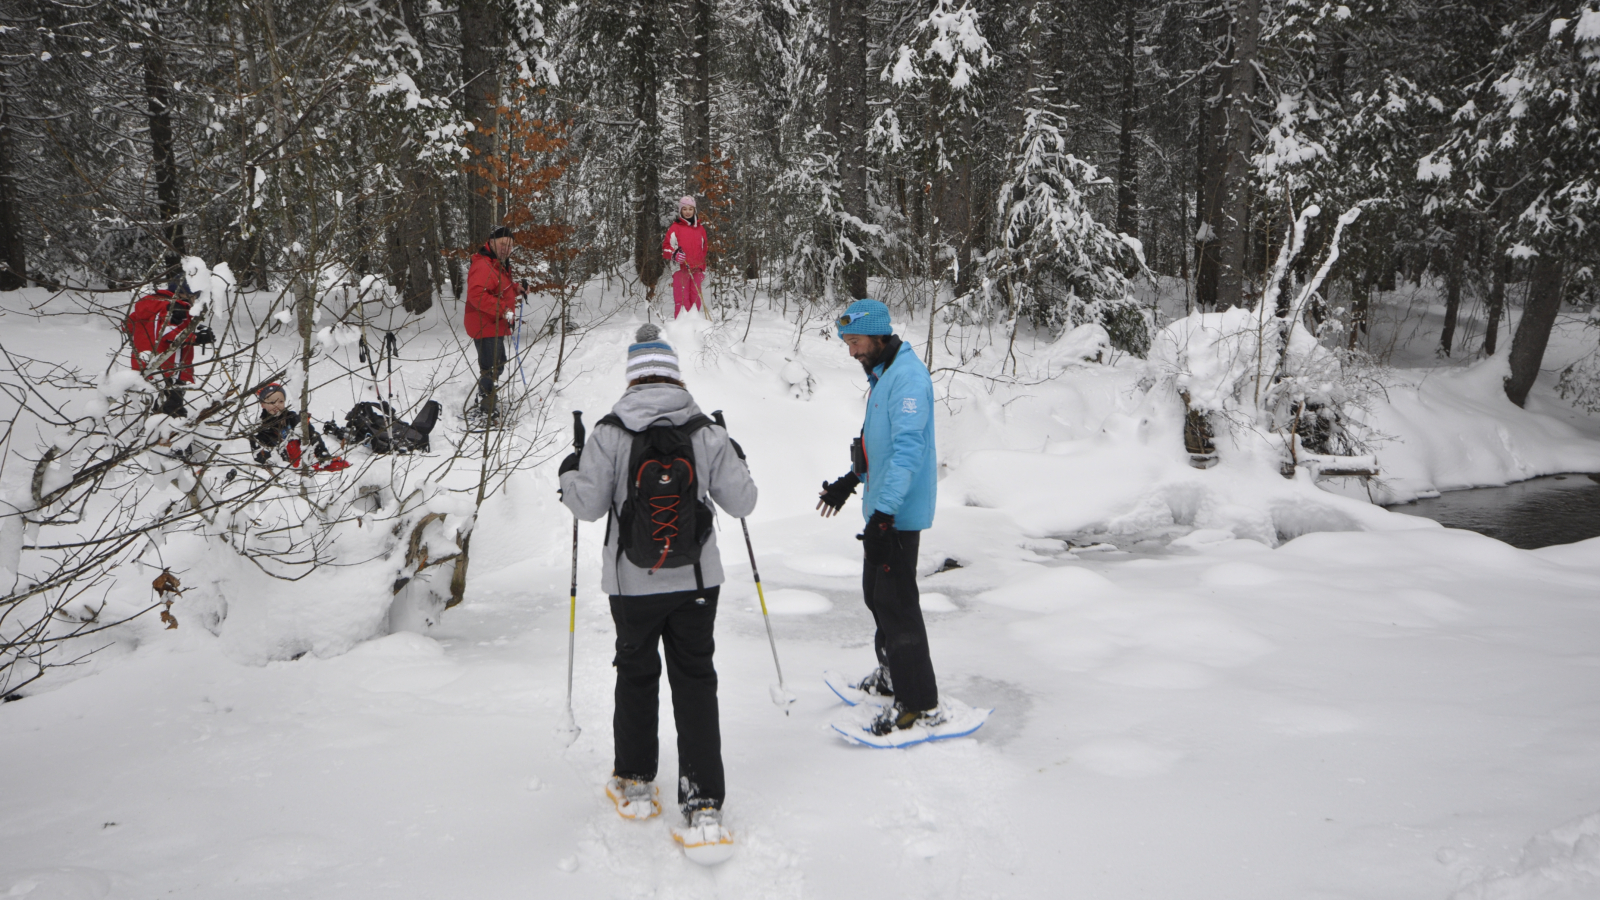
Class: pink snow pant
672,268,705,317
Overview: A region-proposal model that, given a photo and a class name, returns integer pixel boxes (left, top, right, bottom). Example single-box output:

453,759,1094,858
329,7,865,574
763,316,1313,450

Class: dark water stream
1386,474,1600,549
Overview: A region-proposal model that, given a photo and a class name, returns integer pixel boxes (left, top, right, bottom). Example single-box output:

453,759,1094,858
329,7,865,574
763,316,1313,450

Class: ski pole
514,279,530,388
558,410,585,745
712,410,795,713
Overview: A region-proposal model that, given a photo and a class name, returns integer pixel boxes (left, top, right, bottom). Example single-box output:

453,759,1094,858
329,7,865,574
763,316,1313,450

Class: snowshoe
460,407,496,433
605,776,661,820
831,699,992,749
671,806,734,866
824,669,893,708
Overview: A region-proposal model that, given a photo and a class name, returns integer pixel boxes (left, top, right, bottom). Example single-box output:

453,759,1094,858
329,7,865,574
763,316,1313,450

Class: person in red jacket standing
125,278,211,417
661,196,708,318
465,225,520,426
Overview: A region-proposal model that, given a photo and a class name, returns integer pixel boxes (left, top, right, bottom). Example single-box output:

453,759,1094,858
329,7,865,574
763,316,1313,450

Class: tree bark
1439,211,1469,356
1504,251,1564,408
1484,251,1506,356
686,0,712,192
837,0,868,299
0,69,26,291
631,2,664,295
459,0,501,244
142,33,184,253
1114,4,1139,239
1213,0,1260,310
394,169,436,313
1195,19,1225,311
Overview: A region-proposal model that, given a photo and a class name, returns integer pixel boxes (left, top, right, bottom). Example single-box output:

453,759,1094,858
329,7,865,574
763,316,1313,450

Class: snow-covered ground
3,277,1600,899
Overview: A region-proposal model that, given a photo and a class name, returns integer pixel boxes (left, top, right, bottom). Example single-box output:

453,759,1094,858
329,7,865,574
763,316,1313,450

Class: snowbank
1353,355,1600,502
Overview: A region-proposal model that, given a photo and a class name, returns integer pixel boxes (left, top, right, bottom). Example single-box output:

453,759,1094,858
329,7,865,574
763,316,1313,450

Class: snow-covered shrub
1148,203,1372,468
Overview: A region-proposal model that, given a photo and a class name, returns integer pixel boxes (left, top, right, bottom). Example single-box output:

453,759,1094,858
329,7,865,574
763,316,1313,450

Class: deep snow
3,277,1600,899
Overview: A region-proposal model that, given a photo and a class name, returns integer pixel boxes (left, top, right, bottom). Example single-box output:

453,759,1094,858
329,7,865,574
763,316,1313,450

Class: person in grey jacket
558,323,757,837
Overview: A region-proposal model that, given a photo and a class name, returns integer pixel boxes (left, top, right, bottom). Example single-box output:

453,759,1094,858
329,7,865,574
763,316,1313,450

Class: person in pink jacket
660,196,707,318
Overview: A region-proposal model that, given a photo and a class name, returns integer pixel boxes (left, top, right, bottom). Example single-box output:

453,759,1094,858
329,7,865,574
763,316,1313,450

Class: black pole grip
573,410,585,452
712,409,726,428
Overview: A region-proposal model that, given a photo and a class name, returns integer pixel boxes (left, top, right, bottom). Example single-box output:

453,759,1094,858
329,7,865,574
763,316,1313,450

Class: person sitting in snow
660,196,707,319
815,298,946,736
463,225,521,428
557,323,756,847
248,383,334,468
125,275,213,417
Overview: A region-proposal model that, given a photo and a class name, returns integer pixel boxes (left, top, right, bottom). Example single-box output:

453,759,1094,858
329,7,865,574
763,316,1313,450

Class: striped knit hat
626,324,681,382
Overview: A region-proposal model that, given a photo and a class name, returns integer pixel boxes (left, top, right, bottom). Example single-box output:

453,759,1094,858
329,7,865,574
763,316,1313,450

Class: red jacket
125,289,196,384
464,244,518,339
661,216,708,270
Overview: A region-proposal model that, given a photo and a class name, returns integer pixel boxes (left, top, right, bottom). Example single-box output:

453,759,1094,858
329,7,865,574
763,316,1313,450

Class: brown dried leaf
152,569,182,595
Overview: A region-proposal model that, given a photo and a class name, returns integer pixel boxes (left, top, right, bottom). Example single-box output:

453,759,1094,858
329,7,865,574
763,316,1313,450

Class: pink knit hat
678,195,696,208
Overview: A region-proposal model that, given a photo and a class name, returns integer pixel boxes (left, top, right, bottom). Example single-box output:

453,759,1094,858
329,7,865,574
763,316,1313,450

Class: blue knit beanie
836,298,892,337
626,323,681,381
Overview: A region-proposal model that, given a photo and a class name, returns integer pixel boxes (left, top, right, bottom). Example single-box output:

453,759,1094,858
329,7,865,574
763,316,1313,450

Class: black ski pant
863,529,939,712
473,336,506,412
609,585,723,813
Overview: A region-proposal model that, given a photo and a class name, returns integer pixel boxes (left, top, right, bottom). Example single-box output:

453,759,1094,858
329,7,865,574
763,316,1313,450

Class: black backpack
599,412,715,576
331,400,438,454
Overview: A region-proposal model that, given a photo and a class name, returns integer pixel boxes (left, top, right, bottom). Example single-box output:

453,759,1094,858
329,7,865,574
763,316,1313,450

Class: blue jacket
859,338,936,531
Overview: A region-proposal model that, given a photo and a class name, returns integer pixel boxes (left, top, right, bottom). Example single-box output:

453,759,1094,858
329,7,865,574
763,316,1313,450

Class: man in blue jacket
817,299,943,735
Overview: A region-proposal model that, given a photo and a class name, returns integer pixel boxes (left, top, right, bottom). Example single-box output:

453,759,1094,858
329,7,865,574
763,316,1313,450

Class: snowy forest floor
4,277,1600,900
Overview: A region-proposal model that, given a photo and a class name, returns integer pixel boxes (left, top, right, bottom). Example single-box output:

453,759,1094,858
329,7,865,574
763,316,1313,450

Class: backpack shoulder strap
681,414,713,435
596,412,629,432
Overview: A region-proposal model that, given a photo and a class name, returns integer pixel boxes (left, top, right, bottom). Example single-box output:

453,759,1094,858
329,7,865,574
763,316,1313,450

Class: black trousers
863,530,939,712
474,336,506,409
609,586,723,812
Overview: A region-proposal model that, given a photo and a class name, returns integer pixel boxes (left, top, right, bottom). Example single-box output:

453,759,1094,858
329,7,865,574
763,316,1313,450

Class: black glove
817,472,860,516
859,509,898,566
192,323,215,345
254,450,271,465
558,452,581,476
728,437,746,460
323,419,347,440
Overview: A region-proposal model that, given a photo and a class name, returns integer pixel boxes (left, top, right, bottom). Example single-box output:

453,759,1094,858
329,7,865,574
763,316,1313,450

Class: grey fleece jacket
559,384,758,596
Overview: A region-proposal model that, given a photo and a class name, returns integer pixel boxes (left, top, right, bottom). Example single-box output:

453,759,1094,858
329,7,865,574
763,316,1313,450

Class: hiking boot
684,805,722,829
868,704,947,737
605,776,661,820
854,665,894,698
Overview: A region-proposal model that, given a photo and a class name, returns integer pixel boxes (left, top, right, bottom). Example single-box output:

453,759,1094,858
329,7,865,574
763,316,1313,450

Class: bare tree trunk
1439,211,1469,356
0,70,26,291
143,33,184,253
631,2,665,296
1114,4,1140,239
1504,251,1565,408
395,169,436,313
1213,0,1260,310
1484,251,1507,356
839,0,868,300
437,196,462,298
1196,39,1224,311
686,0,712,191
459,0,500,244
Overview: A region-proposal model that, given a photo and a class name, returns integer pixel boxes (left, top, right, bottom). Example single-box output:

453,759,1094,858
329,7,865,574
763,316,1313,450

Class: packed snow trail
5,284,1600,898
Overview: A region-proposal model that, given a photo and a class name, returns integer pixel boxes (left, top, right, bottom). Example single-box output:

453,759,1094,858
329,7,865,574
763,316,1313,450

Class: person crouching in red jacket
661,196,707,318
464,226,520,425
125,279,212,417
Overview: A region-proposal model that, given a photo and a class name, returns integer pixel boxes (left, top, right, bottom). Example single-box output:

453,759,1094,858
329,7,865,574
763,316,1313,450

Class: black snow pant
473,336,506,413
609,585,723,814
863,530,939,713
